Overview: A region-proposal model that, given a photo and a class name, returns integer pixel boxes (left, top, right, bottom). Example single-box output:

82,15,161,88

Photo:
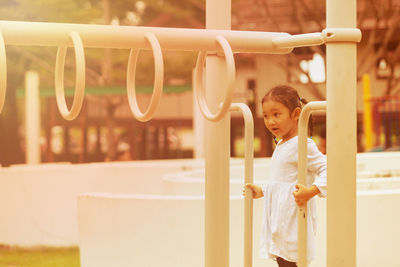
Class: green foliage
0,0,204,88
0,0,203,165
0,0,102,23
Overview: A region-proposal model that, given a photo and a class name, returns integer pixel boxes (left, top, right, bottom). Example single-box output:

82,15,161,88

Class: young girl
244,85,327,267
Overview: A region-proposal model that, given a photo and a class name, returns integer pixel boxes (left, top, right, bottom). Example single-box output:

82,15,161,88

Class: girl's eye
274,112,280,117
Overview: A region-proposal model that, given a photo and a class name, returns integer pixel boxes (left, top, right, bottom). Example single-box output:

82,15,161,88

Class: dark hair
261,85,313,136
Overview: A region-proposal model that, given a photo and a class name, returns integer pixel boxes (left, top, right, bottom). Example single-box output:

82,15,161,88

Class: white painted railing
297,101,327,267
230,103,254,267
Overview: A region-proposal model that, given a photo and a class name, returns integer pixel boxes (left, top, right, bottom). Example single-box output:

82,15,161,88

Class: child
243,85,327,267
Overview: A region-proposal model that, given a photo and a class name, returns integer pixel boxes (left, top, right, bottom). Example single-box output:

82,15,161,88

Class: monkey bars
0,20,360,122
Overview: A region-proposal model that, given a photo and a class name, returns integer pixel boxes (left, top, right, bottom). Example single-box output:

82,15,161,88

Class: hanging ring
194,35,236,122
55,31,86,120
0,30,6,113
127,32,164,122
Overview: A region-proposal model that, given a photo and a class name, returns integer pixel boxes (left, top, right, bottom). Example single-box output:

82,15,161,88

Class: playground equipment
229,103,254,267
297,101,327,266
0,0,361,265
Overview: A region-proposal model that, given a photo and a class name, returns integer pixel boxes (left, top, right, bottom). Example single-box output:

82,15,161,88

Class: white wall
0,160,205,246
78,190,400,267
0,153,399,247
78,193,271,267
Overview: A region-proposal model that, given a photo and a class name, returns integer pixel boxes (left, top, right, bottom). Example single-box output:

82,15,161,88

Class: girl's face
262,99,300,142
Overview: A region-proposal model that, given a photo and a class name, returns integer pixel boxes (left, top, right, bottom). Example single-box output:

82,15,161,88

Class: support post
297,101,327,267
230,103,254,267
25,71,41,164
326,0,357,266
205,0,231,266
193,69,205,159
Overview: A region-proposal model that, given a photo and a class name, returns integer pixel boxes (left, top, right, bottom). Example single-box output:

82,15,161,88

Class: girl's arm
243,183,264,199
293,139,327,206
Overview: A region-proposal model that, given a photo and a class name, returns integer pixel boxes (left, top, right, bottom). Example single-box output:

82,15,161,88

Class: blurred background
0,0,399,165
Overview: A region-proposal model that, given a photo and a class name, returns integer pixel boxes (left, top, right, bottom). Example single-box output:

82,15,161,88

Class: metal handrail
297,101,327,267
230,103,254,267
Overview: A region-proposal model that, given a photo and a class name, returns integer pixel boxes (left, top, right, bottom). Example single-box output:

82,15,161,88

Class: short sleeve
262,184,268,196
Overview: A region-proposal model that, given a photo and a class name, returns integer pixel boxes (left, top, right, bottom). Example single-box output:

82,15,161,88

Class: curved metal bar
194,35,235,122
55,31,86,120
0,30,6,113
127,32,164,122
297,101,326,267
230,103,254,267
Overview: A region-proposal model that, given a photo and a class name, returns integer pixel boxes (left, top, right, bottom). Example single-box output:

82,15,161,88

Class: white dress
260,136,327,263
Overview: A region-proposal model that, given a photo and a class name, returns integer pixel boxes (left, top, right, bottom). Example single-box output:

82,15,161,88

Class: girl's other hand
293,184,320,207
242,183,264,199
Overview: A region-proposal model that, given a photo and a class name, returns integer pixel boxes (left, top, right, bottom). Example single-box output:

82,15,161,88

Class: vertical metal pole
205,0,231,266
230,103,254,267
25,71,41,164
298,110,309,267
297,101,326,267
193,69,205,159
326,0,357,266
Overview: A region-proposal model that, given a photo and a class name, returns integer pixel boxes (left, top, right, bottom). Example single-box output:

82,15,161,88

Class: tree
232,0,400,97
0,0,205,163
0,0,106,164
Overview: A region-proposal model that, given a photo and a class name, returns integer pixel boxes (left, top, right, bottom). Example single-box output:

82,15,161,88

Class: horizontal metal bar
272,28,362,49
0,20,293,54
272,32,324,48
322,28,362,43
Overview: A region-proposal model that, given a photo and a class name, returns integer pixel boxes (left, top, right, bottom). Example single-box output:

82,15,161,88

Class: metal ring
194,35,235,122
0,30,6,113
127,32,164,122
55,31,86,120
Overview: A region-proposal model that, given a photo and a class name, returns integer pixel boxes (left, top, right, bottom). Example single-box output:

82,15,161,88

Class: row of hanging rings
55,31,165,122
0,30,236,123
